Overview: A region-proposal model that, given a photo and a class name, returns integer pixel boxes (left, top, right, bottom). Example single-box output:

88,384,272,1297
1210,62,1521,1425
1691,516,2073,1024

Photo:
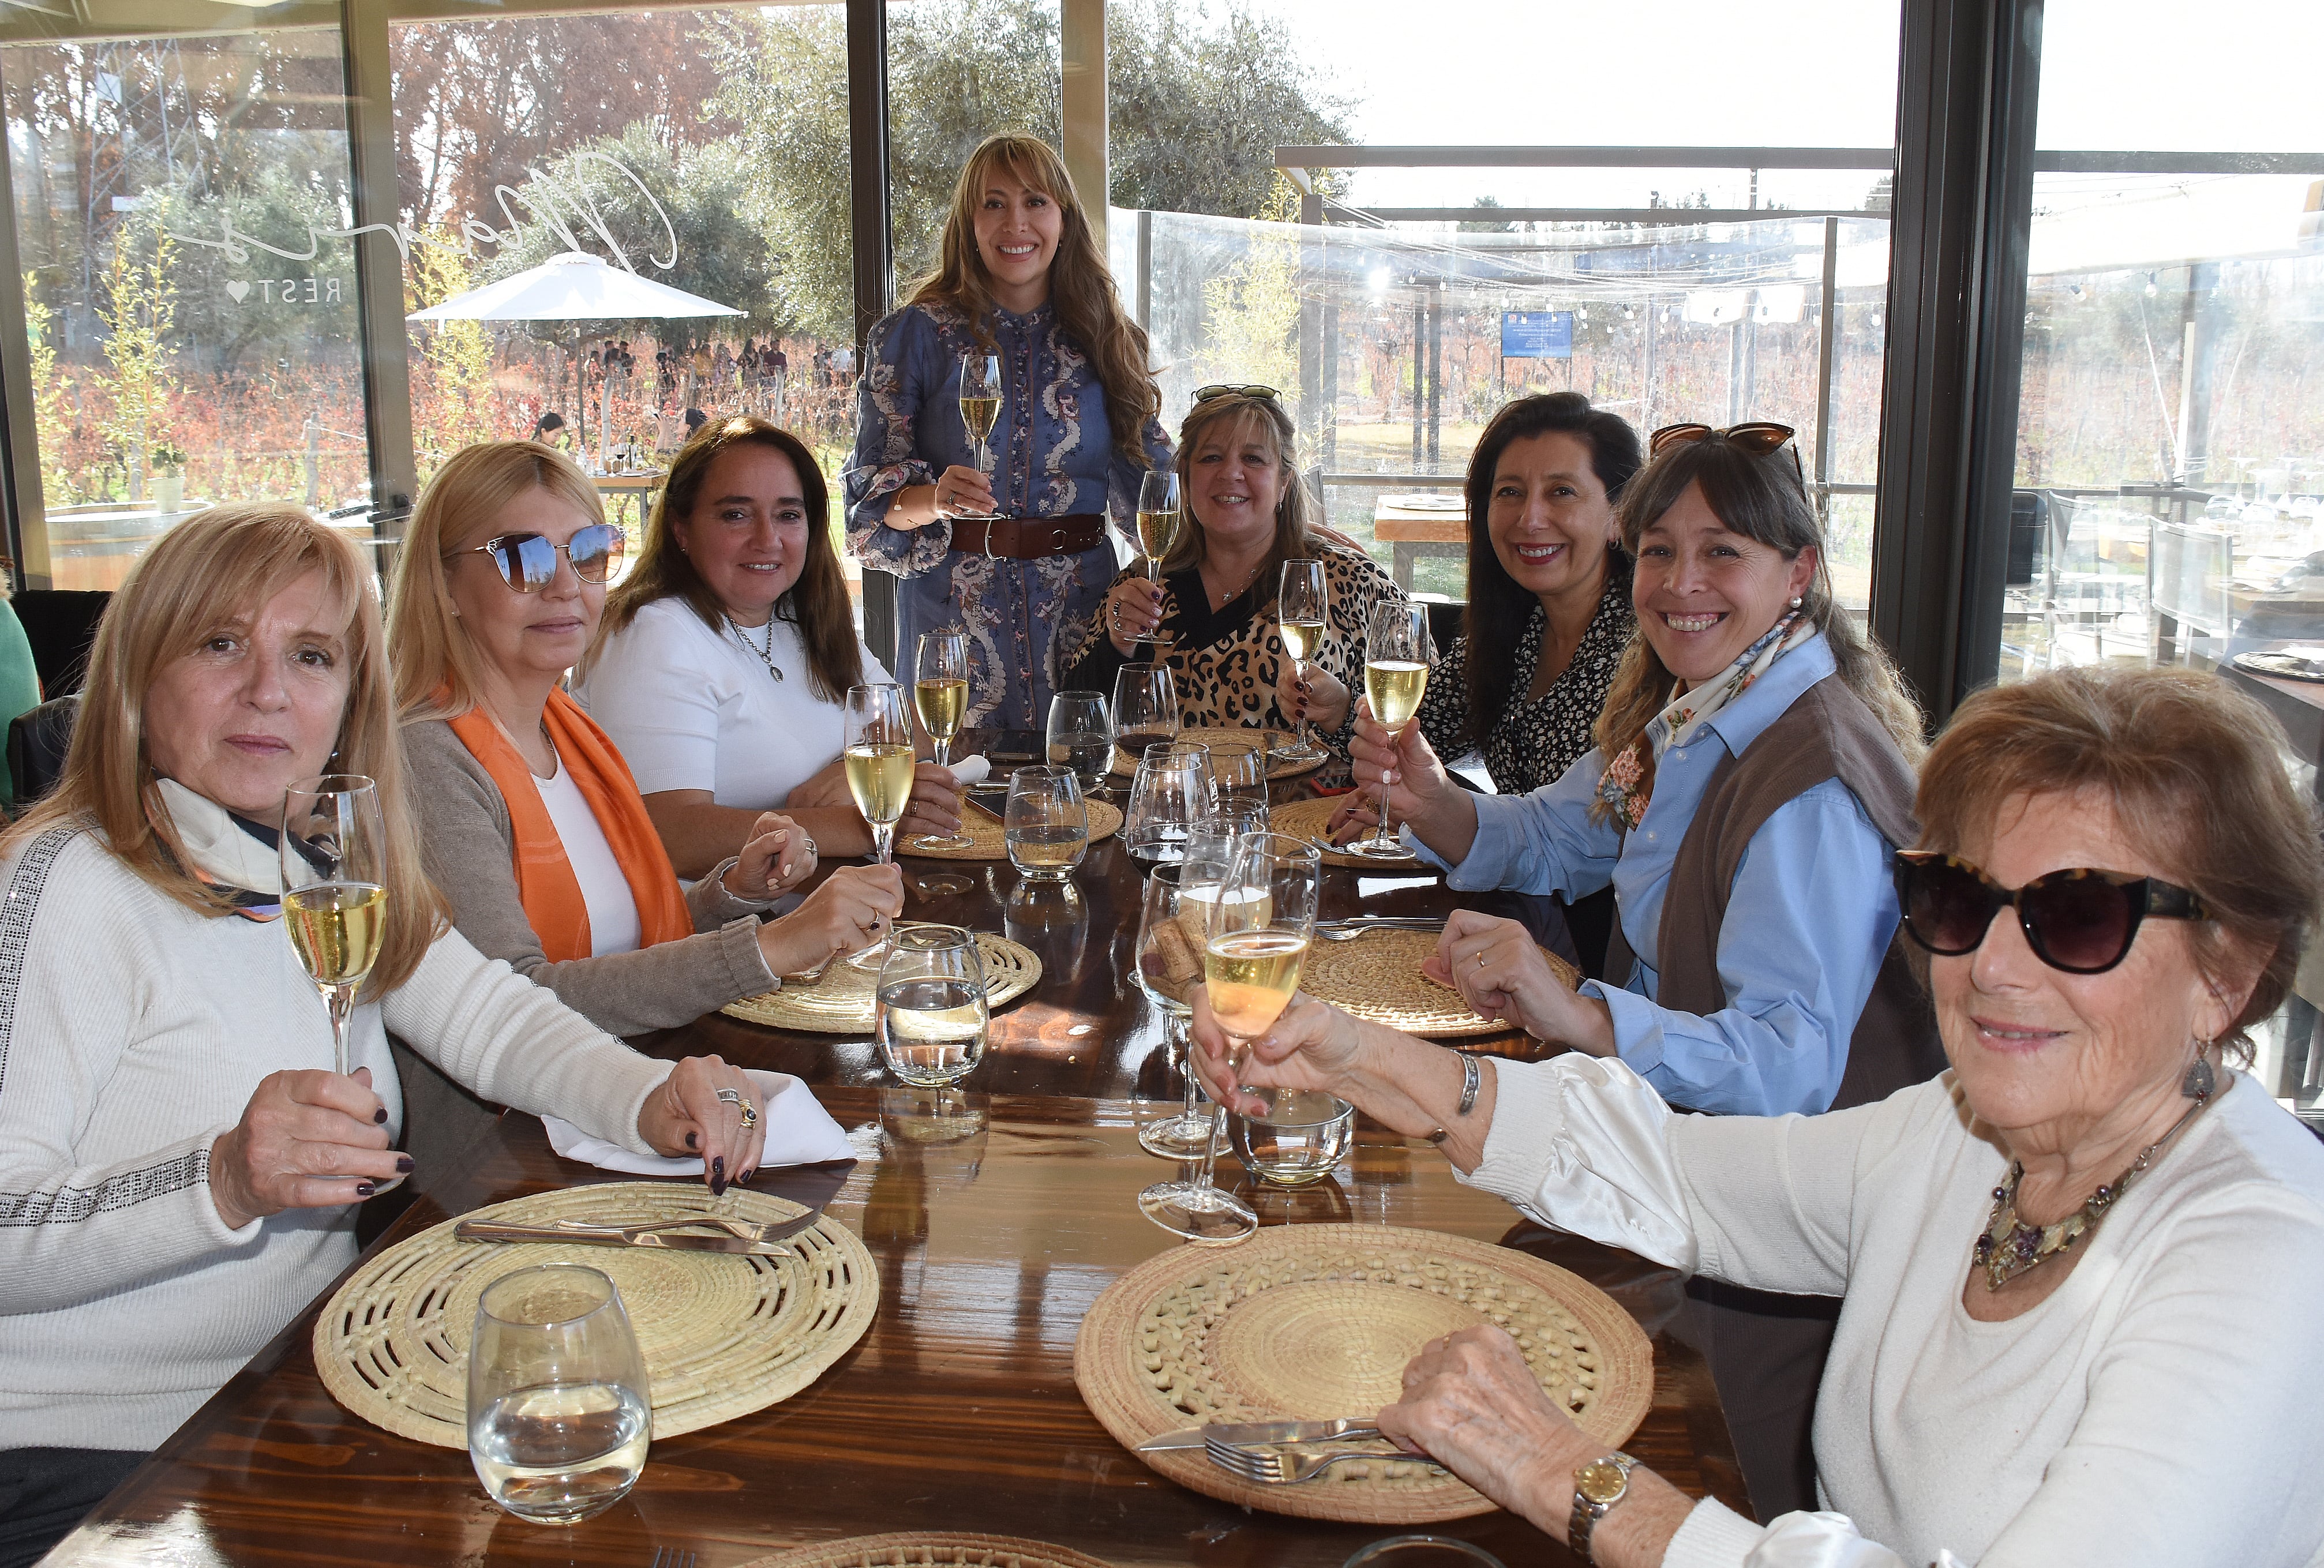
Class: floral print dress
843,298,1173,730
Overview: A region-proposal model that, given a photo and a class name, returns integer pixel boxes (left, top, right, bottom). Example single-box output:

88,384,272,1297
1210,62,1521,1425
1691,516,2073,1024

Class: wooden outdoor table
51,1093,1745,1568
1372,497,1468,592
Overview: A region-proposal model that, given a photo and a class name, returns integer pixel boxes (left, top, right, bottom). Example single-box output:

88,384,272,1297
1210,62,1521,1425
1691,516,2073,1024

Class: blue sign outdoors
1501,310,1573,359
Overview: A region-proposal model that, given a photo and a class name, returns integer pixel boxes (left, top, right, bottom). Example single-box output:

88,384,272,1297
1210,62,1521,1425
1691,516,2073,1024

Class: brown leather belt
950,513,1106,560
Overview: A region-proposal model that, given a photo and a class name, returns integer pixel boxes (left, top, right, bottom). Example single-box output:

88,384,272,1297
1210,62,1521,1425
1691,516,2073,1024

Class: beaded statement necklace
726,613,783,683
1975,1082,2213,1292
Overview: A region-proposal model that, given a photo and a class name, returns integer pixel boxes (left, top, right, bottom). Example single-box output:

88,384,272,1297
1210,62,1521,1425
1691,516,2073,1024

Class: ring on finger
738,1099,759,1130
1475,950,1487,970
714,1087,743,1107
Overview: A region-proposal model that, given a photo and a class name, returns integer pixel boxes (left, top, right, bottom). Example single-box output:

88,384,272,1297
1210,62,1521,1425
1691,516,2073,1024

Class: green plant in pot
149,441,188,514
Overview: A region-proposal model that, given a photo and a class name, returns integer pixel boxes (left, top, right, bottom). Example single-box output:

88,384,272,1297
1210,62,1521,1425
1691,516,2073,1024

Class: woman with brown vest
1291,421,1946,1520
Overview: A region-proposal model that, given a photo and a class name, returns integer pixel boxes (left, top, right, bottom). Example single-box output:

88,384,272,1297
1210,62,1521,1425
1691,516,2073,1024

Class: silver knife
455,1220,799,1256
1137,1416,1383,1452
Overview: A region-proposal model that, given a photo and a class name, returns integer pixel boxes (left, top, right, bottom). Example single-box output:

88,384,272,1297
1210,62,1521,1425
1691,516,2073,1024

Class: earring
2183,1038,2217,1101
1789,596,1804,609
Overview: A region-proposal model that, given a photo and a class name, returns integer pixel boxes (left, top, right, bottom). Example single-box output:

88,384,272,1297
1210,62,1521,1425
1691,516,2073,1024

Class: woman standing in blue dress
844,134,1172,730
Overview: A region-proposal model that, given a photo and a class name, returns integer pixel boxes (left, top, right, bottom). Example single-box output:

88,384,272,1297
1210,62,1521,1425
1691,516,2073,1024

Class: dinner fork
650,1548,697,1568
554,1211,820,1246
1203,1434,1445,1485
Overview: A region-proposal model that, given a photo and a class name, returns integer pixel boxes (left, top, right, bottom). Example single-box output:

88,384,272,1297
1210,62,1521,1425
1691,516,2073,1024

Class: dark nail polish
355,1181,376,1198
739,1168,755,1185
395,1156,414,1174
685,1131,699,1150
373,1107,388,1124
710,1157,727,1198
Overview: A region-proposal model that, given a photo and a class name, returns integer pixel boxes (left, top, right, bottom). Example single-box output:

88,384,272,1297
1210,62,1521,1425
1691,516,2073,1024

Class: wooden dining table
51,734,1747,1567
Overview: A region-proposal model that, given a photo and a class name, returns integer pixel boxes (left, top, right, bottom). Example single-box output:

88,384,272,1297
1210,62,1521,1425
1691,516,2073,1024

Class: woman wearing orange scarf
387,442,902,1082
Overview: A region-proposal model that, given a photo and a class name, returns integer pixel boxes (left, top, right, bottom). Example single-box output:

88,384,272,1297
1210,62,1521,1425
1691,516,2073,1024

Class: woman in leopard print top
1060,388,1405,756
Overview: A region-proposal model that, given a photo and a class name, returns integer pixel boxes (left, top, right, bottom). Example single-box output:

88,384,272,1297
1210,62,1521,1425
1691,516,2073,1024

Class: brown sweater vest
1605,674,1946,1114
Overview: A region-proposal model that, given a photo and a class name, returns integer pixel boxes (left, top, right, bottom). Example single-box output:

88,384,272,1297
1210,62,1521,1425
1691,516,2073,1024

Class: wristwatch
1568,1450,1636,1565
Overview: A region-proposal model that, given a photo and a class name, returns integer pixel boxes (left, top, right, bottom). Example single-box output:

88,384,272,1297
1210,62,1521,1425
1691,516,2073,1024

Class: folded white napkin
949,753,992,786
541,1068,855,1176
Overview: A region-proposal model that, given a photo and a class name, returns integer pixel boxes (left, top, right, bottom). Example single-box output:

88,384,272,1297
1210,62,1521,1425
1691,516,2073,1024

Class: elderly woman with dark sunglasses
1193,664,2324,1568
386,443,902,1157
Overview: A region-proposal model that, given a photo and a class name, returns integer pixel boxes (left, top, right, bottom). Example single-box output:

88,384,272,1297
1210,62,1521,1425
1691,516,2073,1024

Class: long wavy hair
2,504,447,995
904,134,1160,462
1591,432,1924,821
388,439,608,723
1158,391,1315,605
584,417,862,702
1461,393,1643,745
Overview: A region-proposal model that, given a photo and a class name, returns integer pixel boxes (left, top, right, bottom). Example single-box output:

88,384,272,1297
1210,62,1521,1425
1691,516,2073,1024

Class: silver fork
650,1549,697,1568
1315,918,1444,942
1203,1435,1445,1485
555,1211,819,1246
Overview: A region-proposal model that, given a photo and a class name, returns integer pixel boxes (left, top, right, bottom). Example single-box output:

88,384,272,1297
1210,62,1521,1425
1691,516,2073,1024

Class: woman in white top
1190,665,2324,1568
573,416,962,877
0,506,766,1565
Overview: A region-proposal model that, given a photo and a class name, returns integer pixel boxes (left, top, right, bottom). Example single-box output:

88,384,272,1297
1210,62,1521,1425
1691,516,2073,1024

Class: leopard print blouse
1059,542,1407,756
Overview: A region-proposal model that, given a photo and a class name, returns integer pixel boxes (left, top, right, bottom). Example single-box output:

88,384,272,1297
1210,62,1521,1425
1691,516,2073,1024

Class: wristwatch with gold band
1568,1450,1636,1564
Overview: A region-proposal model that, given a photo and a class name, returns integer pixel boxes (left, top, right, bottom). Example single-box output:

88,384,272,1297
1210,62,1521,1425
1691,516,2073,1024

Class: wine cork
1151,917,1202,991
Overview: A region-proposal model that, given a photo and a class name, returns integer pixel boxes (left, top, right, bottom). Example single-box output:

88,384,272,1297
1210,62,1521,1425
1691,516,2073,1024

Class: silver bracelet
1425,1053,1483,1145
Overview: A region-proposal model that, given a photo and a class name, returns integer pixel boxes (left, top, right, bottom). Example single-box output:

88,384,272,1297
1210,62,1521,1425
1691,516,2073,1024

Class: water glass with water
1046,691,1115,797
467,1263,650,1525
1004,764,1088,881
1123,742,1213,865
1232,1089,1356,1187
875,924,990,1087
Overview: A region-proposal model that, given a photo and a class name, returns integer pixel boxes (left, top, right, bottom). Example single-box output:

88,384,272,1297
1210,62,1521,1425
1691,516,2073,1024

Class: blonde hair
388,439,607,723
905,134,1160,462
1160,393,1314,602
2,504,447,995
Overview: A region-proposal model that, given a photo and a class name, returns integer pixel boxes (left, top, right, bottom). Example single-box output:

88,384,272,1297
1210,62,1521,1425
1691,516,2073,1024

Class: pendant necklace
728,613,783,682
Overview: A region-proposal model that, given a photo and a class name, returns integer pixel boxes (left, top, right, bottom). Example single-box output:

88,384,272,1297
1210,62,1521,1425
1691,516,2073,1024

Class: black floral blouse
1060,542,1406,756
1415,579,1636,796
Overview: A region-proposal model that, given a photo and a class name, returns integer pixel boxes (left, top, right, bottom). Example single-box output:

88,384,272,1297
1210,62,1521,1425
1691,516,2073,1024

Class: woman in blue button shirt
844,134,1172,730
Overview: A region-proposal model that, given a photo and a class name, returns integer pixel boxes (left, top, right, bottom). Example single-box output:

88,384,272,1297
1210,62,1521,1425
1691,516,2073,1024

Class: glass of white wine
958,352,1002,513
845,682,916,967
281,775,402,1196
1046,691,1114,800
1004,764,1087,881
1138,830,1320,1244
875,925,990,1088
1129,468,1181,646
467,1263,650,1524
1277,559,1329,763
1133,824,1246,1159
1352,602,1435,860
909,631,972,852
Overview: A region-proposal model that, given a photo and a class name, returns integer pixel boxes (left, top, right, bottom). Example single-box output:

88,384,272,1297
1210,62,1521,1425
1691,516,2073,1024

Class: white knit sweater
1463,1055,2324,1568
0,786,672,1453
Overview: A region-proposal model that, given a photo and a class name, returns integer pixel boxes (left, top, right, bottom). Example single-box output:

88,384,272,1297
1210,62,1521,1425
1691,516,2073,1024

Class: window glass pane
4,27,370,588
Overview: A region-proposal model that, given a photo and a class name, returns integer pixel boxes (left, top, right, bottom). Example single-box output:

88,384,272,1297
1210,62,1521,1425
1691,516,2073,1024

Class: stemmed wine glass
1046,691,1114,800
958,352,1001,516
845,682,915,966
1351,602,1435,860
1111,662,1180,775
1124,742,1212,866
909,631,972,852
1129,469,1182,646
282,775,400,1198
1134,823,1247,1158
1276,560,1329,763
1139,831,1321,1243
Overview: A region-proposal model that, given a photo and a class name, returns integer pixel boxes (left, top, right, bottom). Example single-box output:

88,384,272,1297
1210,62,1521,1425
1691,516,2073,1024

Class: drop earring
2183,1038,2217,1101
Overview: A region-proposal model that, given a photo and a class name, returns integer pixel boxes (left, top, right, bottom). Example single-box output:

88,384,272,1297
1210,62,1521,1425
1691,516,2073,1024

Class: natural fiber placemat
1074,1222,1652,1525
901,799,1120,862
1112,726,1325,782
722,933,1041,1033
736,1534,1118,1568
314,1183,877,1448
1269,794,1434,871
1303,926,1577,1039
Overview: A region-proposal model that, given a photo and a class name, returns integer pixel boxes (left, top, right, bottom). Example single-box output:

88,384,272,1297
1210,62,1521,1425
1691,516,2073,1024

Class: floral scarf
1598,610,1813,832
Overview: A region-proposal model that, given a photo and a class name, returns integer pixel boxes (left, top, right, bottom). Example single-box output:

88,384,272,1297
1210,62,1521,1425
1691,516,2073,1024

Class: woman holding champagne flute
0,507,773,1563
843,134,1172,729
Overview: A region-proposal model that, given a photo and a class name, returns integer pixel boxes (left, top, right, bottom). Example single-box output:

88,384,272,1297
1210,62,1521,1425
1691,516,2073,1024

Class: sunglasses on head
449,524,625,592
1894,850,2209,976
1193,384,1281,404
1650,421,1806,487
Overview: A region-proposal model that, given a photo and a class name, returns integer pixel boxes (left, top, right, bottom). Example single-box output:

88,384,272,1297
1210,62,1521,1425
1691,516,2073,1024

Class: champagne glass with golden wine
1351,602,1435,860
909,631,972,853
845,682,917,967
958,352,1002,517
280,774,401,1196
1276,558,1329,763
1129,468,1181,647
1138,830,1320,1243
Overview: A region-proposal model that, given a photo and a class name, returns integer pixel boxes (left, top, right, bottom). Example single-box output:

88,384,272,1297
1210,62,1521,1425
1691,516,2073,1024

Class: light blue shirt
1415,633,1899,1117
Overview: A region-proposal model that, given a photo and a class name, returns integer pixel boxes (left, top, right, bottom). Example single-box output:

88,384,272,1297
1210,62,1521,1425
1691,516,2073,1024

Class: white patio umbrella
408,250,743,468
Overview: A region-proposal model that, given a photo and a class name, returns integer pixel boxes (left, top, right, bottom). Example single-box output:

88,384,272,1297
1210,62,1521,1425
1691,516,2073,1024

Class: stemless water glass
958,351,1002,504
1111,662,1180,771
1353,602,1436,859
1124,741,1213,866
281,775,389,1081
1004,764,1088,881
1277,559,1329,763
1130,468,1182,646
1139,831,1321,1243
1207,739,1270,824
875,924,991,1088
1046,691,1115,799
910,632,972,852
1232,1090,1356,1187
467,1264,650,1525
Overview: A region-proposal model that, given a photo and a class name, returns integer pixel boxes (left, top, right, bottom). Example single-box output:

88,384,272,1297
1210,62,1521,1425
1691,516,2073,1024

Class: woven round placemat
1112,726,1325,782
735,1534,1118,1568
1269,794,1433,870
314,1183,877,1449
1302,927,1577,1039
721,933,1041,1033
901,800,1120,862
1074,1222,1652,1525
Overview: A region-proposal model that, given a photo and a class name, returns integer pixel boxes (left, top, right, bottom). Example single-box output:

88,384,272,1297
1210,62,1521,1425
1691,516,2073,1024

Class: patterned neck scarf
1598,610,1813,832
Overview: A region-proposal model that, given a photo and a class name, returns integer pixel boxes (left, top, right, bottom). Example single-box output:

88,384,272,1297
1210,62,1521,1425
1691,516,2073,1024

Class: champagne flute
467,1264,650,1524
875,925,989,1088
1352,603,1435,860
1046,691,1115,800
1139,831,1321,1243
1129,468,1182,646
280,775,403,1198
845,682,916,967
1134,823,1247,1158
1277,559,1329,763
959,352,1002,513
909,631,972,852
1111,662,1180,772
